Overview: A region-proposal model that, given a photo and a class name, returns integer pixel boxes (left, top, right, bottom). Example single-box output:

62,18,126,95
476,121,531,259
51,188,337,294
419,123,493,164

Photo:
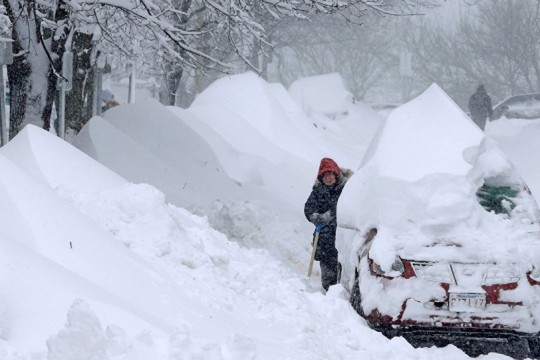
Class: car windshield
476,183,519,215
497,94,540,119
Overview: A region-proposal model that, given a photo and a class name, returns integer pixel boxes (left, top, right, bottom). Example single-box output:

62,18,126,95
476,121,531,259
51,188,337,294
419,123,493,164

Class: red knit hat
317,157,340,178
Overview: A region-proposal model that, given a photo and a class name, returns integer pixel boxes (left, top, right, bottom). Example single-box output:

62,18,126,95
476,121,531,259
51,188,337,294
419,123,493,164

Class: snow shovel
307,226,323,277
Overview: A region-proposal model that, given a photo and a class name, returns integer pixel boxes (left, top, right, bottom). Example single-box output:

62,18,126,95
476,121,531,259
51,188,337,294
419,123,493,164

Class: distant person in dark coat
304,157,353,291
468,84,493,130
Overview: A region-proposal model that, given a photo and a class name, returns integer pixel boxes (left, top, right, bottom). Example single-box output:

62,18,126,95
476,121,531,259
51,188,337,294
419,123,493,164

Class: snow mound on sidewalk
0,125,126,192
289,72,354,118
73,99,251,212
190,72,326,163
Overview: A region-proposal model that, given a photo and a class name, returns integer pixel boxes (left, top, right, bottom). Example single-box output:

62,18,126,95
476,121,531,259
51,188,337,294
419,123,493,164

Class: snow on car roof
338,84,540,271
361,83,483,181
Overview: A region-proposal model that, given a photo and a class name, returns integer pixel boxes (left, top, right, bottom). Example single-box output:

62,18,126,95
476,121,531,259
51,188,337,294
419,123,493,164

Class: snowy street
0,72,537,360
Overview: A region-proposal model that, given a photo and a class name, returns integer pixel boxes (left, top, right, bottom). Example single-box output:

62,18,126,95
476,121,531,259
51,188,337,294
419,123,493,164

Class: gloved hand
319,210,332,224
315,224,325,233
310,210,332,225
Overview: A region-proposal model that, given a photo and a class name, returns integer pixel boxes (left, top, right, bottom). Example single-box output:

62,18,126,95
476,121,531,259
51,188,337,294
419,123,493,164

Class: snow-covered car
491,93,540,120
370,103,400,119
337,84,540,358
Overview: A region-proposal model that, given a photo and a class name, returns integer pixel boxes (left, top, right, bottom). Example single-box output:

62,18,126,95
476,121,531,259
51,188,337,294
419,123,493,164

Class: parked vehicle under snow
337,84,540,359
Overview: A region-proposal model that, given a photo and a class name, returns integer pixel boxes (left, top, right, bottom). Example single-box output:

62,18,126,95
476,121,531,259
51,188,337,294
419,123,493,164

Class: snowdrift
0,126,192,349
73,99,255,212
0,125,126,191
189,72,327,164
185,72,380,204
289,72,353,118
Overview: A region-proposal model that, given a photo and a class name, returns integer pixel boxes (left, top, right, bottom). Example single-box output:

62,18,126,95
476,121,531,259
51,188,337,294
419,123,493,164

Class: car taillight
483,269,520,285
527,267,540,285
410,261,454,284
369,257,405,278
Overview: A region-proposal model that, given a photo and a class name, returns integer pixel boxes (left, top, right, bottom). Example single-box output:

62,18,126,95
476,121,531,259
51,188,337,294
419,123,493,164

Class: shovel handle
307,231,320,277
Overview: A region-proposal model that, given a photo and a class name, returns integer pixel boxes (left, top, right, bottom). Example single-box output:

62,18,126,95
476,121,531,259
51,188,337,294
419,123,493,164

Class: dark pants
471,114,487,130
320,259,341,291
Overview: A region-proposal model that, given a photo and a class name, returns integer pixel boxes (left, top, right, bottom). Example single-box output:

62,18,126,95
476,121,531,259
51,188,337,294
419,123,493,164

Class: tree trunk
7,50,31,140
6,0,63,137
4,0,31,139
165,67,183,106
66,32,94,133
160,0,192,106
42,0,70,133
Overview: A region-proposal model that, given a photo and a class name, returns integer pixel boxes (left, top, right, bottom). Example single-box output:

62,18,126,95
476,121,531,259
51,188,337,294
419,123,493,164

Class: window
476,184,519,215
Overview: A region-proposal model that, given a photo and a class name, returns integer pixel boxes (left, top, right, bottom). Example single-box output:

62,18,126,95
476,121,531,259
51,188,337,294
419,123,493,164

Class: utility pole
128,61,135,104
0,40,13,146
400,51,413,103
93,56,105,116
58,50,73,140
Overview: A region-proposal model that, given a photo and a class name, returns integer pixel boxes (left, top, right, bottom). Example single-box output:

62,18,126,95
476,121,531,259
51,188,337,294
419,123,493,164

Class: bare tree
464,0,540,95
3,0,437,136
402,18,475,106
404,0,540,107
272,13,400,101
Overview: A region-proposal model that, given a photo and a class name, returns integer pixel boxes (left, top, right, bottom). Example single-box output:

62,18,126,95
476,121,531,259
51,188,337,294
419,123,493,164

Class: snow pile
186,72,379,184
0,74,518,359
0,127,185,351
172,105,315,208
47,300,109,360
289,72,354,118
287,72,382,169
362,84,483,181
189,72,327,164
338,84,540,270
73,98,257,213
0,124,127,192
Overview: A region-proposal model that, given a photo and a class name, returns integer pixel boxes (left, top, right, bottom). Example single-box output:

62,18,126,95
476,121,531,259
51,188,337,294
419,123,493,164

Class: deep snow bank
73,99,254,213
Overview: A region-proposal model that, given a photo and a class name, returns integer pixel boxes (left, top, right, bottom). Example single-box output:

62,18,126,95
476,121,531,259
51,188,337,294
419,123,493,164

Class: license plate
449,293,486,312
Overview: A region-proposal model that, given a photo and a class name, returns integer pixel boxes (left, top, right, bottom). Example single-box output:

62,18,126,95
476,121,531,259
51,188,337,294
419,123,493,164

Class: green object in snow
476,184,520,215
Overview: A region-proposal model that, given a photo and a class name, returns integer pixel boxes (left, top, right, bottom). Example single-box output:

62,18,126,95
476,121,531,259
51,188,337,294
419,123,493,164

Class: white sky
0,71,536,359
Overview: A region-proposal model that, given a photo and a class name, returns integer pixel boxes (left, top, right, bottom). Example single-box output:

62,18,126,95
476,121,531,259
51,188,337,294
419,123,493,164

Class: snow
486,118,540,199
289,72,354,117
338,84,540,262
0,125,127,192
336,83,540,332
190,72,327,165
72,99,256,213
0,72,532,359
366,84,484,181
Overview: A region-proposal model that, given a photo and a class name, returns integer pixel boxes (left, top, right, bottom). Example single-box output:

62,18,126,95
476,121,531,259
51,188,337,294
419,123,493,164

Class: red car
338,84,540,358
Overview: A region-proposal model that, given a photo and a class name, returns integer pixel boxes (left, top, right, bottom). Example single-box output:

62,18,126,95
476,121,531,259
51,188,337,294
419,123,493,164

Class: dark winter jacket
304,160,353,264
468,85,493,129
